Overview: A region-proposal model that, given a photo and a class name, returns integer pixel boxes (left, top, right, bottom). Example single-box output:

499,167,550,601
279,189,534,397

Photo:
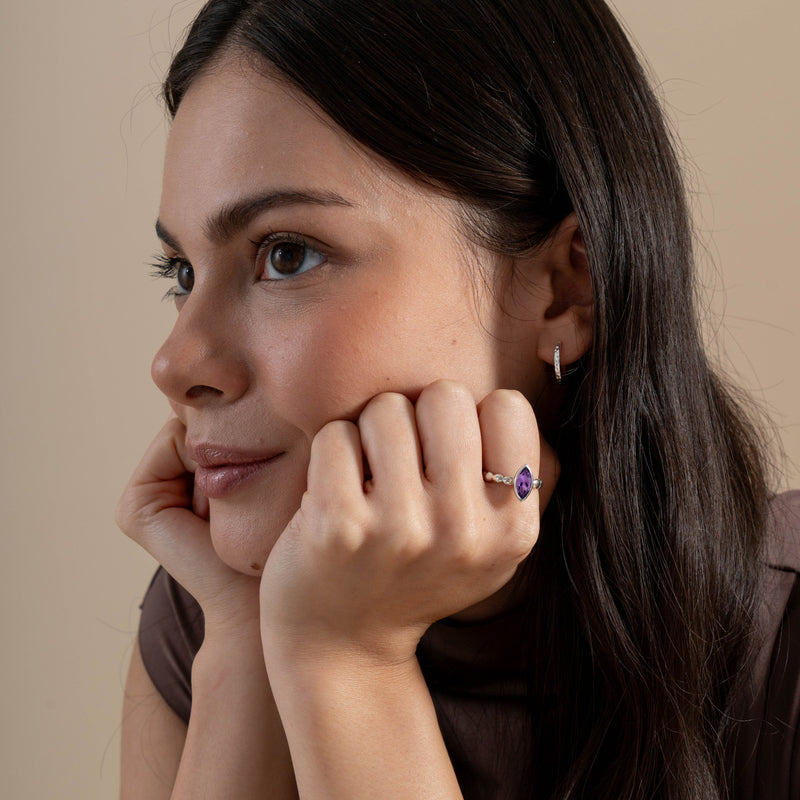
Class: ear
529,213,593,372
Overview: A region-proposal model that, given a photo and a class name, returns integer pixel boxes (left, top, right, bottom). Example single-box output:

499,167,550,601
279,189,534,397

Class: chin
208,503,289,575
204,457,307,574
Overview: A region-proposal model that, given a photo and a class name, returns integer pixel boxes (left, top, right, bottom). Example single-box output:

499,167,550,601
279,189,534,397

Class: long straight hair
162,1,771,796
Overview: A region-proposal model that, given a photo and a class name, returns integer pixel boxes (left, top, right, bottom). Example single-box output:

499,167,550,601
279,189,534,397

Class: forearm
267,650,463,800
172,629,297,799
121,641,187,800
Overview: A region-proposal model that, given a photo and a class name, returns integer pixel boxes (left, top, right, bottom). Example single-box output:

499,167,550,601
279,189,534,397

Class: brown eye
270,242,307,275
261,235,327,280
177,263,195,293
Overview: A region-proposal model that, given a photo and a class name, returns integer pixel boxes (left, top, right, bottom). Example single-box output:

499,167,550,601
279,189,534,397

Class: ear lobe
536,214,594,369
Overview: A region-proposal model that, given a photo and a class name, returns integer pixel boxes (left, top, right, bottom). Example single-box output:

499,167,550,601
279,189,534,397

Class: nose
151,295,250,408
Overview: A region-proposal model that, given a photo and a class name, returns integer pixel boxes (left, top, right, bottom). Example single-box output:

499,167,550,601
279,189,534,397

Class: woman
117,0,800,797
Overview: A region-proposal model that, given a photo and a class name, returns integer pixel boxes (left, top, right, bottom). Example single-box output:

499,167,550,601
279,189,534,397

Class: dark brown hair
163,1,771,796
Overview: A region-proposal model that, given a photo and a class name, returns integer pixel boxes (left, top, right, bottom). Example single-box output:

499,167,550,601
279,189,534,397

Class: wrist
264,644,427,744
263,634,423,703
200,587,262,647
263,648,462,800
177,617,297,800
194,620,267,683
261,617,425,678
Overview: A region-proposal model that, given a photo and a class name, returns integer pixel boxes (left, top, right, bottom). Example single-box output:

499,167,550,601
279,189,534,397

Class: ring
483,465,542,501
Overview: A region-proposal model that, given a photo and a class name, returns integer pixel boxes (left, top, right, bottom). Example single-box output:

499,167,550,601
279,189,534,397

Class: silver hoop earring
554,343,562,383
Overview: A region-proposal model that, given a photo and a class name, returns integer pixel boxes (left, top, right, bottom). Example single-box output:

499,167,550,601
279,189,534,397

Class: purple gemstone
514,465,533,501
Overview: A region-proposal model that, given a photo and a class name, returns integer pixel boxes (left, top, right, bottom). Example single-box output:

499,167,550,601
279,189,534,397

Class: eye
175,262,195,293
258,234,327,280
150,254,194,299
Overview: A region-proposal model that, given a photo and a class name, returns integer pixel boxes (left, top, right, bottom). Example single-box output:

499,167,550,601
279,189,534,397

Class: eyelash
150,253,190,301
149,232,327,300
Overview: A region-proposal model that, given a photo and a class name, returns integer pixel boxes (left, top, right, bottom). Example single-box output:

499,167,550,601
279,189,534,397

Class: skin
118,54,592,799
150,57,557,576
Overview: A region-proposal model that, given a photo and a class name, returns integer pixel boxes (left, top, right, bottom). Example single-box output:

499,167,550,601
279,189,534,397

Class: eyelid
251,230,326,253
253,231,329,280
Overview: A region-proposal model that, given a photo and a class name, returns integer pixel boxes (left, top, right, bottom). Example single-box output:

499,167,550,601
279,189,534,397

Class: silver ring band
483,464,541,501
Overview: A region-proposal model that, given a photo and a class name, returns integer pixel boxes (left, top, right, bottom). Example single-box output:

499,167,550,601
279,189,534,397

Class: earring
554,343,562,383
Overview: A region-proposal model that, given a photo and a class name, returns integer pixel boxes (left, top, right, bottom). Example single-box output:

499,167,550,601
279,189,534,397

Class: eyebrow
155,189,355,250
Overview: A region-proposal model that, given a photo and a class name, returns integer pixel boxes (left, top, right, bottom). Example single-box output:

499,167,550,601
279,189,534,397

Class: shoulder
757,491,800,673
730,491,800,799
765,489,800,572
138,567,205,725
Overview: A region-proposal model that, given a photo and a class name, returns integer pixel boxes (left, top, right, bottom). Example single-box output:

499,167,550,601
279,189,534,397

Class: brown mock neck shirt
138,492,800,798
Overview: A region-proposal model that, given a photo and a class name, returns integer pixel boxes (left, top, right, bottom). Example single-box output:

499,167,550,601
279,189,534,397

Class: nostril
186,384,224,400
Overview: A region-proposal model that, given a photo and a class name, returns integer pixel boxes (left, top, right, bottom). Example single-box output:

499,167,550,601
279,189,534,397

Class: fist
260,380,556,666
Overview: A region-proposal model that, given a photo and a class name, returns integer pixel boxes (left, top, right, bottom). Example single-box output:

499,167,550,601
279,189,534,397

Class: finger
477,390,546,511
307,419,364,498
536,436,559,513
414,380,482,490
117,420,217,576
128,417,195,487
357,393,423,496
154,419,210,518
133,417,209,521
193,481,210,521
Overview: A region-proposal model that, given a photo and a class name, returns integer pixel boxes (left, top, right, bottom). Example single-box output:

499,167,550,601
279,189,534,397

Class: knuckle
115,501,147,548
421,379,470,402
306,494,370,553
393,512,431,556
416,380,474,419
452,533,482,570
360,391,412,422
114,492,138,536
435,501,480,553
314,418,350,445
311,418,358,459
163,415,185,436
114,497,129,533
481,387,529,416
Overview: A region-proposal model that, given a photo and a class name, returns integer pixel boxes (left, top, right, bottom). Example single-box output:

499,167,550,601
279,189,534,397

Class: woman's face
154,57,549,573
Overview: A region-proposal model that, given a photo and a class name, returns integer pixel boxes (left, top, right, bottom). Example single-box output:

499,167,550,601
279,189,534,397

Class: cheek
269,300,412,428
266,288,500,432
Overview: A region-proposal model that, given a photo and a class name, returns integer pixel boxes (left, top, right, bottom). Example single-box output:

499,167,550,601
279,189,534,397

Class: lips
188,444,284,499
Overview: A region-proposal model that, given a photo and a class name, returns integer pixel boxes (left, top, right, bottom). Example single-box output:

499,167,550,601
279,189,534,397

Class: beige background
0,1,797,797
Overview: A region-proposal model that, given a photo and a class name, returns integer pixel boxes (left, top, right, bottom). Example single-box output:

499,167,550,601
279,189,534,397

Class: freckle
250,562,262,572
452,338,457,346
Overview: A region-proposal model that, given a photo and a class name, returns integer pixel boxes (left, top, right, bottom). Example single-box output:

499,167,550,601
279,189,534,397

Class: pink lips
188,444,284,499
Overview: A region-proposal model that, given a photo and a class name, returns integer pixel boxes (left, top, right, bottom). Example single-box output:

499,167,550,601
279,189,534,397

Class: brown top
138,492,800,798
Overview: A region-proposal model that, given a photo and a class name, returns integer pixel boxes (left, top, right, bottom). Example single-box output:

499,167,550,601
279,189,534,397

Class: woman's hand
116,416,259,631
260,380,556,668
118,418,298,798
258,381,555,800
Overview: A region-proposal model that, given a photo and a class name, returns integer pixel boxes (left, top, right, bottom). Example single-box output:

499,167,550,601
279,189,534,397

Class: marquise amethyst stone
514,465,533,501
